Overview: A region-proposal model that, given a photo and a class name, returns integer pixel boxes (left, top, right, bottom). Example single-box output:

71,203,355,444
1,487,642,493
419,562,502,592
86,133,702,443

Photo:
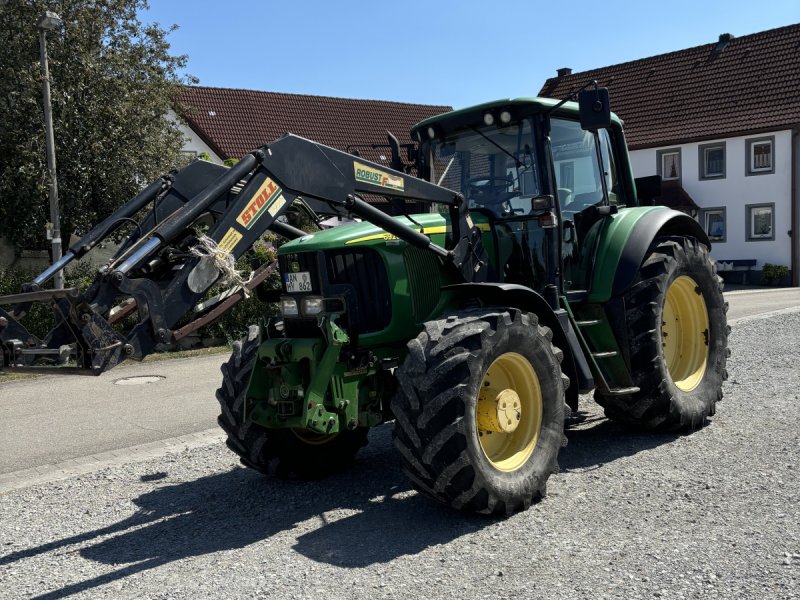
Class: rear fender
588,207,709,302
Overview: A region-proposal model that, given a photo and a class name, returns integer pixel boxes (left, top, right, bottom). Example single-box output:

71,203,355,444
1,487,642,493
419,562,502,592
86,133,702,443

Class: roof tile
176,86,452,163
538,24,800,149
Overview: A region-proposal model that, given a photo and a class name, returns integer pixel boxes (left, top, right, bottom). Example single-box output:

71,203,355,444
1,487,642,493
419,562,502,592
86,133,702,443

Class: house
174,86,452,213
539,24,800,285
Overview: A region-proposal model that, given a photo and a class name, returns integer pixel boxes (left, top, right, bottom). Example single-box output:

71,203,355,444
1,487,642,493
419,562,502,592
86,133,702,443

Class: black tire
391,308,567,515
216,325,368,478
595,236,729,431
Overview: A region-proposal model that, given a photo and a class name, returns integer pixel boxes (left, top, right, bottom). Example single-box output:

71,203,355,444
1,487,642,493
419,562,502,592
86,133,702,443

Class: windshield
427,118,541,218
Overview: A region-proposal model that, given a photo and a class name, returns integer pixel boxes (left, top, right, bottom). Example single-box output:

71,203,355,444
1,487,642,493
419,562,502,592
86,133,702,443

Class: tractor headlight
280,297,298,317
301,297,324,316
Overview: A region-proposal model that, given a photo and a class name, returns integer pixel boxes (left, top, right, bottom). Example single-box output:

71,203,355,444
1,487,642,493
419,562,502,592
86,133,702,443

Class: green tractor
0,88,728,516
216,90,729,514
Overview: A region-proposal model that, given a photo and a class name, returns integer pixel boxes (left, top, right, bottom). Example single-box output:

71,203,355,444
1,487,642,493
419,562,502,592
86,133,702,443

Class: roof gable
176,86,452,162
539,24,800,149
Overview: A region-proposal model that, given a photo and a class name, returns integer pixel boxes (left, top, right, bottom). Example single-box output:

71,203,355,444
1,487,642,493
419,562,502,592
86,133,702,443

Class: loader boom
0,133,485,375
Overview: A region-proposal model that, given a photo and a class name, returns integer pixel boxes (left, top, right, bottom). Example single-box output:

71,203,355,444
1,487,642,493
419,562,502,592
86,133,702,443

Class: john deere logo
354,161,405,192
291,262,300,273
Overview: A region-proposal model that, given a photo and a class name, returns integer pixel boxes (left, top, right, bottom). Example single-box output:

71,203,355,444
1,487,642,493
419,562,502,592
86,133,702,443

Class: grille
325,248,391,333
403,246,442,321
279,248,391,335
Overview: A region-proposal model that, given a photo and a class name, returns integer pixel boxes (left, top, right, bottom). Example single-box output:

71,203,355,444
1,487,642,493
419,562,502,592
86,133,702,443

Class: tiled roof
539,24,800,149
176,86,451,163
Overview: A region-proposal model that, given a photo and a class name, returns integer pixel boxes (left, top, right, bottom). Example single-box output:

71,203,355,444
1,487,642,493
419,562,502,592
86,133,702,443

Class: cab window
428,117,541,218
599,128,621,206
550,118,604,214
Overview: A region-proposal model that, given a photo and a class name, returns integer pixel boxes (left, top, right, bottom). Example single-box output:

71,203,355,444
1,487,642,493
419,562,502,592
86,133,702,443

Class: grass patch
0,371,38,384
141,345,231,363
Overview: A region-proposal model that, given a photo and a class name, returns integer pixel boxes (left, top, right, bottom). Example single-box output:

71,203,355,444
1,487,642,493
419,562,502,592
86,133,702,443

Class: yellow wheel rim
662,275,709,392
290,429,337,446
476,352,542,472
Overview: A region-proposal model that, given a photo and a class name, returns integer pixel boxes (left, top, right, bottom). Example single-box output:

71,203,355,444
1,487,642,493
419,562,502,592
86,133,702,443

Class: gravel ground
0,311,798,600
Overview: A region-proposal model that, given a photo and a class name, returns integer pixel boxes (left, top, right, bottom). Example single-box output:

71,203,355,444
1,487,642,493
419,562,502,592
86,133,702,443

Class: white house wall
629,130,793,270
167,109,223,164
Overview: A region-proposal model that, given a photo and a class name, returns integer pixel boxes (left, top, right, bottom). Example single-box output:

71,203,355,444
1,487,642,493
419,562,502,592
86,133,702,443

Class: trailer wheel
594,237,729,430
391,308,566,515
216,325,367,478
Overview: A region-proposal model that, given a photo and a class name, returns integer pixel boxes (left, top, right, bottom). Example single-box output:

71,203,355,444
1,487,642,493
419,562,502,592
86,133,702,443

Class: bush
762,263,790,285
194,263,281,344
174,238,281,345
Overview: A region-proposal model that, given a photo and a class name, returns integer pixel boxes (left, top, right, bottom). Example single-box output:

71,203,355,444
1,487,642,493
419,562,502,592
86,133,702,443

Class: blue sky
143,0,799,109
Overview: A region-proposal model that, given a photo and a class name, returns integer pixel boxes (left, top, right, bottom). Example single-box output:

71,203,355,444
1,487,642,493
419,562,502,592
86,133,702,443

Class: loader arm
0,134,485,376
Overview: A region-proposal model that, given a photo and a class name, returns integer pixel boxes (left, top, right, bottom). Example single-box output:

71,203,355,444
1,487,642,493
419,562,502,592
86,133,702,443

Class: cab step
603,386,640,396
575,319,601,327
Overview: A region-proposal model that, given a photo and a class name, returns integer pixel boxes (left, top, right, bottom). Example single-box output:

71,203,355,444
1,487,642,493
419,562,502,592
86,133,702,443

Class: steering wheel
466,177,517,205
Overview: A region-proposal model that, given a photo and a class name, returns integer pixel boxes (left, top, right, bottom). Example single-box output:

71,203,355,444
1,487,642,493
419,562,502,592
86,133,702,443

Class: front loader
0,87,728,515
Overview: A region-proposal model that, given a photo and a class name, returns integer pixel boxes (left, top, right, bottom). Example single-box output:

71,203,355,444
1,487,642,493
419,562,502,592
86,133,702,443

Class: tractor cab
412,95,631,296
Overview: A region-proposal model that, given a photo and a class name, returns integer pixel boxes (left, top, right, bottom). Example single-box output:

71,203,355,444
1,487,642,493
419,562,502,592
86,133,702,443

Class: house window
699,143,725,179
559,162,574,191
746,137,775,175
657,148,681,181
703,208,726,242
745,203,775,241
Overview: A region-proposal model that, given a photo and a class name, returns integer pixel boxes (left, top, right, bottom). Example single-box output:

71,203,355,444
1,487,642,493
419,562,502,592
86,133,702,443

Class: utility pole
37,11,64,289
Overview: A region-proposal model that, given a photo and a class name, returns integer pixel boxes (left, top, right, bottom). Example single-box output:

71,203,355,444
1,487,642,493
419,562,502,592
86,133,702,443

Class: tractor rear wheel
391,308,567,515
216,325,368,478
594,237,729,430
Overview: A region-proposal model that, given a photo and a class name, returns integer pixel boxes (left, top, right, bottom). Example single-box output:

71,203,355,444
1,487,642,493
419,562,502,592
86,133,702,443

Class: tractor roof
412,97,623,137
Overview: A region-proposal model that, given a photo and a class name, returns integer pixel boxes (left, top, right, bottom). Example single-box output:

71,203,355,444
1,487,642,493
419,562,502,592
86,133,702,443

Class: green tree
0,0,195,251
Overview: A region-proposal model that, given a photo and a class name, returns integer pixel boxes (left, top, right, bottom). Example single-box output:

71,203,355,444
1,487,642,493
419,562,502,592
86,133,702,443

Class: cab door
550,118,620,293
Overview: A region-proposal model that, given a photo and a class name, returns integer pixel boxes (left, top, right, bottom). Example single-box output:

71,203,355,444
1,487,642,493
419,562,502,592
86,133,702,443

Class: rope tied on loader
189,234,252,297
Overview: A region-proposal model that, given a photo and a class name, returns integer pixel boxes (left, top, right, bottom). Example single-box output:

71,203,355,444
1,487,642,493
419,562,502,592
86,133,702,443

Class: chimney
557,67,572,77
715,33,733,51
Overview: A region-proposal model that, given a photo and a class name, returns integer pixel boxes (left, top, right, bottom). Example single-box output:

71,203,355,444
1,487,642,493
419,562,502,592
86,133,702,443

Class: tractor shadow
7,427,486,600
7,415,684,599
559,409,683,472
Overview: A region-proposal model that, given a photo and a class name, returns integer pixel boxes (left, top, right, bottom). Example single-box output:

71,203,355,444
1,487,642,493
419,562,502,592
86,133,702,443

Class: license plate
284,271,312,293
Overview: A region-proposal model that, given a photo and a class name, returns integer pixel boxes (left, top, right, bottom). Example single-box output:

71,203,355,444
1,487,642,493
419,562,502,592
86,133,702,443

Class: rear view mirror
579,87,611,131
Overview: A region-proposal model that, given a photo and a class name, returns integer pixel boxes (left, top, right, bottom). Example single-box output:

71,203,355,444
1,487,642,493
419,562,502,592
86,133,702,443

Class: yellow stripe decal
345,223,487,245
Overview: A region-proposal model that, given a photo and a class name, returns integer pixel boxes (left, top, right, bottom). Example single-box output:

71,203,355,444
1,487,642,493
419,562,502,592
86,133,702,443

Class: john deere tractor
0,87,728,515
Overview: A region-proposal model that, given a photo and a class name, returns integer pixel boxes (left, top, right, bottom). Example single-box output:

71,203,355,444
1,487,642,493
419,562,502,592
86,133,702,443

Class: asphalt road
0,287,798,479
724,287,800,321
0,308,797,599
0,354,225,475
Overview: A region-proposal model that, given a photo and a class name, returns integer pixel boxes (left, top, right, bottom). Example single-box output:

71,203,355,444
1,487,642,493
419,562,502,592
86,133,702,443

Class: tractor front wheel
216,325,368,478
391,308,567,515
594,237,729,430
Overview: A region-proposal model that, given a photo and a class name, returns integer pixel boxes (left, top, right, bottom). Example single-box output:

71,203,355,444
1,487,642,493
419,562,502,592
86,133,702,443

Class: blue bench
717,259,757,284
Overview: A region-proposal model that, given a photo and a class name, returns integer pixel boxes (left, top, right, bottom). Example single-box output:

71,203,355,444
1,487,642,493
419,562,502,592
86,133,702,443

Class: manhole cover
113,375,166,386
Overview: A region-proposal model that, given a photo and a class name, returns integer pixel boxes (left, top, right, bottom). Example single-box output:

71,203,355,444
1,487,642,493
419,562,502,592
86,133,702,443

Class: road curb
0,428,225,495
